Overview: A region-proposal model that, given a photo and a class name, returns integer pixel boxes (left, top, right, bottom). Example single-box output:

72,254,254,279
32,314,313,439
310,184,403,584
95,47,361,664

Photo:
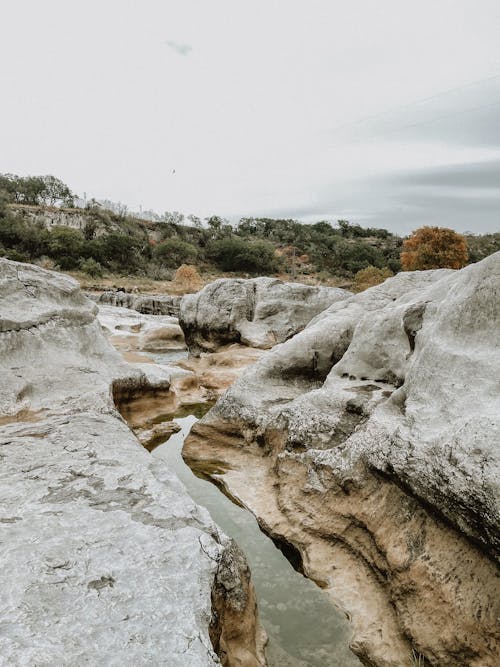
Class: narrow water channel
152,413,360,667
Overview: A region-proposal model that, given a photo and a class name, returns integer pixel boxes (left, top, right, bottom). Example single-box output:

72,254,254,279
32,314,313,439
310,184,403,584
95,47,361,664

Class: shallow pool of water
153,415,360,667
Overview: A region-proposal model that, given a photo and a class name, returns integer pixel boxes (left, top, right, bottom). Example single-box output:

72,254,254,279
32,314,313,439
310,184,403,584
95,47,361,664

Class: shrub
353,266,393,292
98,233,143,271
1,248,29,262
466,232,500,263
36,256,56,270
154,238,198,268
173,264,203,293
47,226,84,269
145,263,174,281
313,238,386,276
401,227,468,270
209,237,279,274
79,257,104,278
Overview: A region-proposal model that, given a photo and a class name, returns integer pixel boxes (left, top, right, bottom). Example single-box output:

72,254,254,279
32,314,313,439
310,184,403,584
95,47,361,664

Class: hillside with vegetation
1,173,498,291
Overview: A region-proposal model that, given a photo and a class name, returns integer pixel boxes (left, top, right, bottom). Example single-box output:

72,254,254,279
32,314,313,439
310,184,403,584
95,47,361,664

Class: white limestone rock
0,258,258,665
179,276,350,354
98,303,186,353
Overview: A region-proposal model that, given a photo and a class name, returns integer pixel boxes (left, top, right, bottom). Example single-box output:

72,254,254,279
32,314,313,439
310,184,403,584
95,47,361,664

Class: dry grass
66,268,351,295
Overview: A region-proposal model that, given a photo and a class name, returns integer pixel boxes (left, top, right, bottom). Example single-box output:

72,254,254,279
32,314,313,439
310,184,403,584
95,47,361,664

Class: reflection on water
153,415,360,667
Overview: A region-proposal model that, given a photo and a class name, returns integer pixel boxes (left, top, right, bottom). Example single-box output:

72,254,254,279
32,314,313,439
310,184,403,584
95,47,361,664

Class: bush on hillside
353,266,393,292
154,238,198,268
466,232,500,263
79,257,104,278
97,233,143,271
47,227,84,269
401,226,468,270
209,237,279,274
312,237,388,276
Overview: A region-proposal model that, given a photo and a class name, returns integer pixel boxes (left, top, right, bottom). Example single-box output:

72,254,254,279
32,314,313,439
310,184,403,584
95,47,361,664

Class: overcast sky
1,0,499,233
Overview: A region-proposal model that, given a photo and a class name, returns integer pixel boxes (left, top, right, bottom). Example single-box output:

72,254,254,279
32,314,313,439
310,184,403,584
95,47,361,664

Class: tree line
0,174,75,207
0,173,498,281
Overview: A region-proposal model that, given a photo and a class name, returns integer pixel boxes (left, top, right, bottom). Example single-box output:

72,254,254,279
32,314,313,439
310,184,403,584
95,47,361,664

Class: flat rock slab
0,414,223,665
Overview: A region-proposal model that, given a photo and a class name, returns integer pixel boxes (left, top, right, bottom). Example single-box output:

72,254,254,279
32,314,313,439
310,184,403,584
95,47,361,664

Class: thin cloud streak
165,40,192,56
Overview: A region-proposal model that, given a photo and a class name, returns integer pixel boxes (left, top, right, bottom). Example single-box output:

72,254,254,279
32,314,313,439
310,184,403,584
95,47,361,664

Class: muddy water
152,414,360,667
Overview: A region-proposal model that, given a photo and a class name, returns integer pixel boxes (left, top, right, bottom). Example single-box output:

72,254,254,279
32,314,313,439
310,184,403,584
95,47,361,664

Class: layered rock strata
96,289,181,317
0,258,265,666
179,277,350,354
184,255,500,667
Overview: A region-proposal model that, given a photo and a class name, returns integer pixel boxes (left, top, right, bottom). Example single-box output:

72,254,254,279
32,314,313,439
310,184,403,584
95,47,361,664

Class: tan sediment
177,345,265,395
121,350,155,363
112,383,176,430
0,408,45,426
184,417,500,667
111,344,264,431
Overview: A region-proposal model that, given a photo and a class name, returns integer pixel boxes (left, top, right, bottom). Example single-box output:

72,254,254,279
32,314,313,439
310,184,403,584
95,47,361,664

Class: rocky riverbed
1,257,498,666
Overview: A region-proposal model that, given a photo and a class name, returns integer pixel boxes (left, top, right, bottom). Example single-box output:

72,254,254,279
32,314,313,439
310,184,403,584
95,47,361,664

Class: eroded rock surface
96,289,181,317
0,258,265,666
185,255,500,667
179,277,350,354
98,303,266,430
98,303,186,361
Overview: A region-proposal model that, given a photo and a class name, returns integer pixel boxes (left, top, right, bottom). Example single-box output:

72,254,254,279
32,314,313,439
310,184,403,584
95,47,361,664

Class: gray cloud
397,160,500,189
331,76,500,149
255,159,500,235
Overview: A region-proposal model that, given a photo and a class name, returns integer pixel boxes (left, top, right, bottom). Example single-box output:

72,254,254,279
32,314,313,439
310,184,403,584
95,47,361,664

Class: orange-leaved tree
400,226,468,271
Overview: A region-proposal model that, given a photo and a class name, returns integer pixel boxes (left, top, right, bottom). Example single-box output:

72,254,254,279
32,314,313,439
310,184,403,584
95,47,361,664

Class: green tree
0,173,75,206
0,174,21,202
39,175,75,206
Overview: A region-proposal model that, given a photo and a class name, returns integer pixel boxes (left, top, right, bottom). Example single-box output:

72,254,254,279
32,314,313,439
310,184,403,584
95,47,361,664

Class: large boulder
0,258,265,666
184,255,500,667
179,277,350,354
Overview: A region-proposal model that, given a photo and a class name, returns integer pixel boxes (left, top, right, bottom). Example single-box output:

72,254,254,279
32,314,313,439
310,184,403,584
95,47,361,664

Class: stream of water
152,413,360,667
